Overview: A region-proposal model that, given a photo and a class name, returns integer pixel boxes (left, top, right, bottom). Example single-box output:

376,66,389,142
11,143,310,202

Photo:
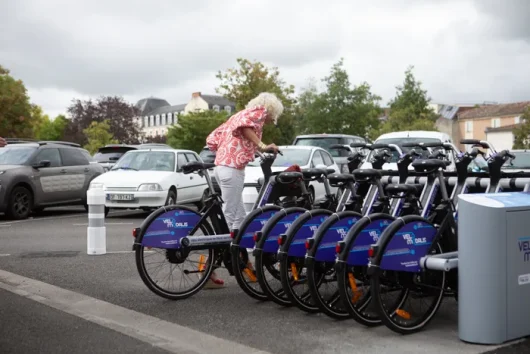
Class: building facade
134,92,236,139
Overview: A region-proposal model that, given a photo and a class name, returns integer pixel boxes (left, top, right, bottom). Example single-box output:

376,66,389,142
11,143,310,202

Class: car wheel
6,186,33,220
165,189,176,206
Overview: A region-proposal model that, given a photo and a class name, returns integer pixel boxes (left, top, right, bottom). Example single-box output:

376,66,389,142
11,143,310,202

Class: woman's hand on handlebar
263,143,280,155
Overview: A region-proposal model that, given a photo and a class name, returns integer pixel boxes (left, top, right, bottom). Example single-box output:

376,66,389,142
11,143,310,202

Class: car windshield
503,152,530,169
93,146,136,162
111,151,175,172
294,137,347,157
247,148,312,167
199,149,216,163
0,146,36,165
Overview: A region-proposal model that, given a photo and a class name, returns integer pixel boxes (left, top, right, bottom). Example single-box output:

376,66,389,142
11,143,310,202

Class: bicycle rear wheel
231,205,282,301
135,205,215,300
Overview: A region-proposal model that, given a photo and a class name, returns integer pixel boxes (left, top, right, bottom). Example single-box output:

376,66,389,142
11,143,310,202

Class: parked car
292,134,369,173
89,148,208,215
0,140,105,219
94,143,173,171
502,150,530,173
241,146,340,212
360,131,457,171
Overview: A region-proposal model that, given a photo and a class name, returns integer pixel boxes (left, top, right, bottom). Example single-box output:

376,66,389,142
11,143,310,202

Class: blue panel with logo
141,209,201,249
379,220,438,272
346,218,394,266
314,216,361,262
287,214,330,257
239,210,279,248
262,212,303,253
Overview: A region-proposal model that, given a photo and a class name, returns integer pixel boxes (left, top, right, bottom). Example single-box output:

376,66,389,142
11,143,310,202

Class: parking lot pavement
0,207,527,354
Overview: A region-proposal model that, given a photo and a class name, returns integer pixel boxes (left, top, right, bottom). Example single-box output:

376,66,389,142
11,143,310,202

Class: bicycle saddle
301,168,329,179
276,171,303,184
327,173,355,185
352,169,382,181
181,161,216,174
411,159,450,173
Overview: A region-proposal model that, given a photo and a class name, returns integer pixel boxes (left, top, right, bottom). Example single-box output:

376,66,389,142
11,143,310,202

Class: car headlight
137,183,163,191
89,183,105,190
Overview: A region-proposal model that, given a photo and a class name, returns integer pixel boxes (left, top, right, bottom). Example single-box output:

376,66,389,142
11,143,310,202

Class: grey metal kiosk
459,192,530,344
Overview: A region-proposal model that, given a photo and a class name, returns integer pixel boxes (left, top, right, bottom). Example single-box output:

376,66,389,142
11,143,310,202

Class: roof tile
458,101,530,119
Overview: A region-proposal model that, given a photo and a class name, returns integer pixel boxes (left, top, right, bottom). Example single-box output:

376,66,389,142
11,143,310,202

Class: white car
360,131,458,171
242,146,340,212
89,148,207,215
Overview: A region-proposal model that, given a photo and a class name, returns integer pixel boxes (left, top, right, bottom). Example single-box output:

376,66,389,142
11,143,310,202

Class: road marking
0,269,271,354
106,251,154,254
0,210,142,226
0,224,11,227
0,254,10,257
72,222,134,226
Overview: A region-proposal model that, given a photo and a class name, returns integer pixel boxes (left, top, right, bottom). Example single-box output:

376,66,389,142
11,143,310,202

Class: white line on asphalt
0,224,11,227
0,211,142,226
0,254,10,257
106,251,154,254
0,269,270,354
72,222,134,226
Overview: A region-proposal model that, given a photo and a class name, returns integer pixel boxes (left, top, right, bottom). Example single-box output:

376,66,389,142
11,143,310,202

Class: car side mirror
32,160,51,169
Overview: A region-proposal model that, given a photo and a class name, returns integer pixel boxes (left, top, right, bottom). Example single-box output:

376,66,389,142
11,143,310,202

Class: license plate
107,194,135,201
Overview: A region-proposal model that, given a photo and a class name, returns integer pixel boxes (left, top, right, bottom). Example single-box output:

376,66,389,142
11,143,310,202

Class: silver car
0,140,105,220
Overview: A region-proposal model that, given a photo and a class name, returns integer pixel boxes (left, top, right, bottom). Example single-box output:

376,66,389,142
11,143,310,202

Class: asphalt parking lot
0,207,528,354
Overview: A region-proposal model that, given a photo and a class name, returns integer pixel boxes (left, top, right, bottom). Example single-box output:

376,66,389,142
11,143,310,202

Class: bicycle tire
231,205,282,301
369,215,446,334
254,207,307,306
306,211,363,319
135,205,215,300
279,209,333,313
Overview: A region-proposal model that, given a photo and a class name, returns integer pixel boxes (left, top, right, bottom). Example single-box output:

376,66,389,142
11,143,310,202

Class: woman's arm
241,128,278,153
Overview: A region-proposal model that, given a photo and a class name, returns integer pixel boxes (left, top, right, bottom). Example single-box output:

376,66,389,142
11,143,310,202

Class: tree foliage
36,115,69,141
64,96,141,146
512,108,530,149
0,65,34,138
215,58,296,145
167,110,229,153
379,66,439,134
296,59,383,139
83,120,118,155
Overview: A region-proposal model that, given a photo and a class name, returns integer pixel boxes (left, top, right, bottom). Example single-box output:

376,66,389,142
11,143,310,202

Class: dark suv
0,140,105,219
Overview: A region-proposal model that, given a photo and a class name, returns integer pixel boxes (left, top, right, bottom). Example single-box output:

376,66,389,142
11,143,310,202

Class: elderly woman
205,92,283,288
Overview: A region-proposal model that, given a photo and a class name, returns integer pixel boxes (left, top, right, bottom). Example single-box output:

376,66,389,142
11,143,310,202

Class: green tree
37,114,69,141
30,104,49,138
0,65,34,137
512,108,530,149
379,66,439,134
167,110,229,153
83,120,118,154
215,58,297,145
296,59,383,139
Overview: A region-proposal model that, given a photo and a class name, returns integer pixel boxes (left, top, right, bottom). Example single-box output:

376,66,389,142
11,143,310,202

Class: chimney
192,92,201,98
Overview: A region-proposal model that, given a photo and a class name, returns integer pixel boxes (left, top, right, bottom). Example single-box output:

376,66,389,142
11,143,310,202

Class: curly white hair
246,92,284,124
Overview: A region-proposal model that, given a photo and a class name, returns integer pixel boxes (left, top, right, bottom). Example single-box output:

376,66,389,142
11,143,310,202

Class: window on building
491,118,501,128
167,113,172,125
224,106,231,113
155,115,160,126
515,116,521,124
213,105,220,112
162,114,166,126
150,116,154,127
144,116,148,127
465,120,473,133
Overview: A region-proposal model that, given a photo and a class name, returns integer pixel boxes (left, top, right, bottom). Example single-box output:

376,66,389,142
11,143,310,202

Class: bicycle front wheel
135,205,215,300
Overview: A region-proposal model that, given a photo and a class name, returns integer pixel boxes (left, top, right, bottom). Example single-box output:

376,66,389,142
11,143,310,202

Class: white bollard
86,187,107,255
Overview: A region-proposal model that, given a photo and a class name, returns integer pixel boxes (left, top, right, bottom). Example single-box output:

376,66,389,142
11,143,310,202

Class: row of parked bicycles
132,138,530,335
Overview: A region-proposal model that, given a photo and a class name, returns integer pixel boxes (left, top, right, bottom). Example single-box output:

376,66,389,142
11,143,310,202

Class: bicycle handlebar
460,139,496,153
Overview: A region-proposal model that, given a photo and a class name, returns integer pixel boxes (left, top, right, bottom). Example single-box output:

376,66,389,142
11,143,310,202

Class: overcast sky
2,0,529,118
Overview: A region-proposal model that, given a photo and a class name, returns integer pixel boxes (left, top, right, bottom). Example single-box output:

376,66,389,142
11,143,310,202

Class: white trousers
214,165,246,230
